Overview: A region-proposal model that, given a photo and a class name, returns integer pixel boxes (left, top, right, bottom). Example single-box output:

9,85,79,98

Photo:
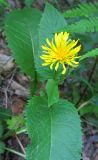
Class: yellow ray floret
40,32,81,74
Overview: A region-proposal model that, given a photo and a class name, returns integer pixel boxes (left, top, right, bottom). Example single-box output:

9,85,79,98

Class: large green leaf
26,96,82,160
35,3,67,80
5,8,41,78
39,3,66,46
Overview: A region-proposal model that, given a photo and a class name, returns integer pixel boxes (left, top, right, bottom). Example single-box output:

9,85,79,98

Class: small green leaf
5,8,41,78
79,103,98,116
87,117,98,128
24,0,34,6
0,141,5,154
79,94,98,117
0,0,9,7
0,122,3,138
7,115,25,131
26,96,82,160
0,108,11,120
80,48,98,61
46,79,59,107
63,2,98,18
57,17,98,33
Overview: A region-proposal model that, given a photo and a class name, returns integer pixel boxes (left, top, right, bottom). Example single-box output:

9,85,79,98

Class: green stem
16,128,27,135
29,71,38,96
77,100,90,111
5,147,26,159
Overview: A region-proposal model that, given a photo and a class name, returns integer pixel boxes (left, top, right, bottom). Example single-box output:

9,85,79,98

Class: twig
77,56,98,106
5,147,26,159
3,68,16,108
4,89,8,108
15,135,26,154
6,68,17,90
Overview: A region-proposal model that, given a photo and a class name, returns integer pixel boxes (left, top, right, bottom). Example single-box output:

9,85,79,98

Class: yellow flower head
40,32,81,74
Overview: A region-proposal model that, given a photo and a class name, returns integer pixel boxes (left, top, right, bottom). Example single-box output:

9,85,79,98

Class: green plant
0,0,9,7
24,0,35,6
4,2,98,160
61,2,98,34
0,122,5,154
63,2,98,18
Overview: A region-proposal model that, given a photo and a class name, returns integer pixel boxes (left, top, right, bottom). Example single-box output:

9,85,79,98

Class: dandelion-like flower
40,32,81,74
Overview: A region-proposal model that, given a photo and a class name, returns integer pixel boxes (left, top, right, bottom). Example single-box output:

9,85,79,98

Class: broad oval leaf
26,96,82,160
35,3,67,81
5,8,41,78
